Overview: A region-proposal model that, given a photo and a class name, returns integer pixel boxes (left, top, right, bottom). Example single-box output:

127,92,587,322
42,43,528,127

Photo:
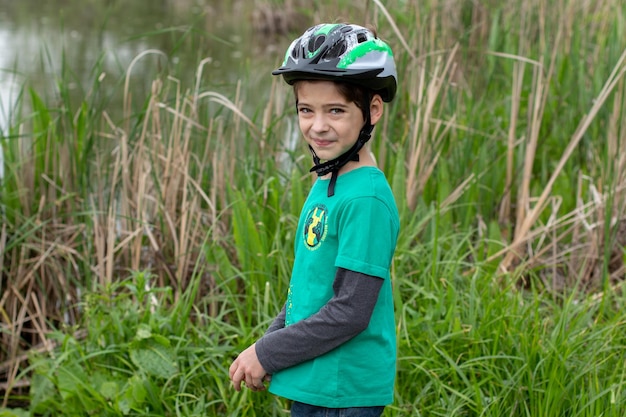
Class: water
0,0,294,131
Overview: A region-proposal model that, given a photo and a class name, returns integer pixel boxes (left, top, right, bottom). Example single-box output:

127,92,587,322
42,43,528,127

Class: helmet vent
309,35,326,54
357,33,367,43
291,40,302,59
325,41,347,59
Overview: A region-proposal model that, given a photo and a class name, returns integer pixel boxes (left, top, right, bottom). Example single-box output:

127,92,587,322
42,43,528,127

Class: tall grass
1,0,626,415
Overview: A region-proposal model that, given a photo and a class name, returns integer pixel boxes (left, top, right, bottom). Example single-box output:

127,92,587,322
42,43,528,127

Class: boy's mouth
312,138,335,147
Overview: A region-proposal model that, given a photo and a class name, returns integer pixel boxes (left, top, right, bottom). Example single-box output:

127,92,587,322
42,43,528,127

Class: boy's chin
313,153,340,163
309,147,344,161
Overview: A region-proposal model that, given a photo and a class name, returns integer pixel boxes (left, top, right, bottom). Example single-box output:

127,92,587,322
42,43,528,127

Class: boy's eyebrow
296,101,350,108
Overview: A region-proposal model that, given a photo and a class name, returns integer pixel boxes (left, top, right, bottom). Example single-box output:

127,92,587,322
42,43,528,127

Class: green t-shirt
268,166,400,407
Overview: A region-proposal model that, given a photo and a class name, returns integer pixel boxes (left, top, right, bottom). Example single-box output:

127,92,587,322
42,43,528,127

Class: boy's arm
255,267,383,374
229,301,287,390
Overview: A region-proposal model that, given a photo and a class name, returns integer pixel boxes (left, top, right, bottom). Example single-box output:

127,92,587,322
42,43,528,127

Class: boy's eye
330,108,344,114
297,107,311,114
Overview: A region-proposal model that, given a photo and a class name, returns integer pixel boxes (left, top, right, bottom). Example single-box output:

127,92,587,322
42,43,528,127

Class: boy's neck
319,149,377,179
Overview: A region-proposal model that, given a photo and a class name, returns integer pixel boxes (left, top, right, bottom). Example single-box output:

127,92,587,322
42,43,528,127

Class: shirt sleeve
336,196,398,278
255,267,383,374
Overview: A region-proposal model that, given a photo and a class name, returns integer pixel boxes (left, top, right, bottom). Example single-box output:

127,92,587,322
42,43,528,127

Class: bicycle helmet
273,23,398,197
273,23,397,102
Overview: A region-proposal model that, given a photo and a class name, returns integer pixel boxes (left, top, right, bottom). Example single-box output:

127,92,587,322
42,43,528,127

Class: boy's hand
229,343,269,391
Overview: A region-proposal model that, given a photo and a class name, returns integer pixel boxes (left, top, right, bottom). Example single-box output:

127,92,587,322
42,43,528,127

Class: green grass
7,237,626,416
1,0,626,415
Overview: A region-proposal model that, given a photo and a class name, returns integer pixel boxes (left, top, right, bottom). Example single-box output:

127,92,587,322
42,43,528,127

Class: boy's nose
311,114,329,132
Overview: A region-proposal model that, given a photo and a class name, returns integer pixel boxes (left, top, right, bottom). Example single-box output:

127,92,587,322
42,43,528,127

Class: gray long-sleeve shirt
255,267,383,374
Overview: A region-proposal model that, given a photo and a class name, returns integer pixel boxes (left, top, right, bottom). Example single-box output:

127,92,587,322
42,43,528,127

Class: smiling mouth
313,139,334,147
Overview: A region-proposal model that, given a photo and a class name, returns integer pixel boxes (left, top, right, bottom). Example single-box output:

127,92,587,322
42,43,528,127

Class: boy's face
295,80,368,163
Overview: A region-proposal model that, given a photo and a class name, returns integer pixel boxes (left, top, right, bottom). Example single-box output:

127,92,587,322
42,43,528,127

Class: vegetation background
1,0,626,415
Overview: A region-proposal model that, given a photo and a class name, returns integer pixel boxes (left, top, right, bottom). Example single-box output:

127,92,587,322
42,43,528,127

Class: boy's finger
228,363,234,379
231,368,244,391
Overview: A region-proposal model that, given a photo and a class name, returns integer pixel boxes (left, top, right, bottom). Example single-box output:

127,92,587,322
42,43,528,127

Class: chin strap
309,121,374,197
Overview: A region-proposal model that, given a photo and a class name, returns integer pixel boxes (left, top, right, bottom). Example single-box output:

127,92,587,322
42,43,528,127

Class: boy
229,23,400,417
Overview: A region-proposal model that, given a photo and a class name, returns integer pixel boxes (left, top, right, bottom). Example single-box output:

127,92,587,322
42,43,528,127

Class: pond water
0,0,297,131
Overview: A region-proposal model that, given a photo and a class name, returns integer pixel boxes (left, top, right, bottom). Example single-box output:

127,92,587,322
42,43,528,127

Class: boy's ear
369,94,384,125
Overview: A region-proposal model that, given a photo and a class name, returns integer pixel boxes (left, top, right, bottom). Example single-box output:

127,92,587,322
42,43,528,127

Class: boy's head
272,23,397,197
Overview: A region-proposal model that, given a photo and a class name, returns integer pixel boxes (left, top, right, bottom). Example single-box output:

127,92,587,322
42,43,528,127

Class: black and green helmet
272,23,397,102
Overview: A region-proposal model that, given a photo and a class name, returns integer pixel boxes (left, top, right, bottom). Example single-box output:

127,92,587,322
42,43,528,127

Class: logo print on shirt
285,285,294,326
303,204,328,250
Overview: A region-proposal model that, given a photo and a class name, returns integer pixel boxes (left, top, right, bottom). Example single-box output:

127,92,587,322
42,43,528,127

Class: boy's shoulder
343,166,391,191
307,167,395,204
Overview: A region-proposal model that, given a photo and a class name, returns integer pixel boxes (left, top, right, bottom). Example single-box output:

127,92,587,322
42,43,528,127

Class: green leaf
0,409,30,417
151,333,171,347
136,323,152,340
29,371,58,414
118,375,148,415
56,363,88,401
99,381,119,400
130,341,178,378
